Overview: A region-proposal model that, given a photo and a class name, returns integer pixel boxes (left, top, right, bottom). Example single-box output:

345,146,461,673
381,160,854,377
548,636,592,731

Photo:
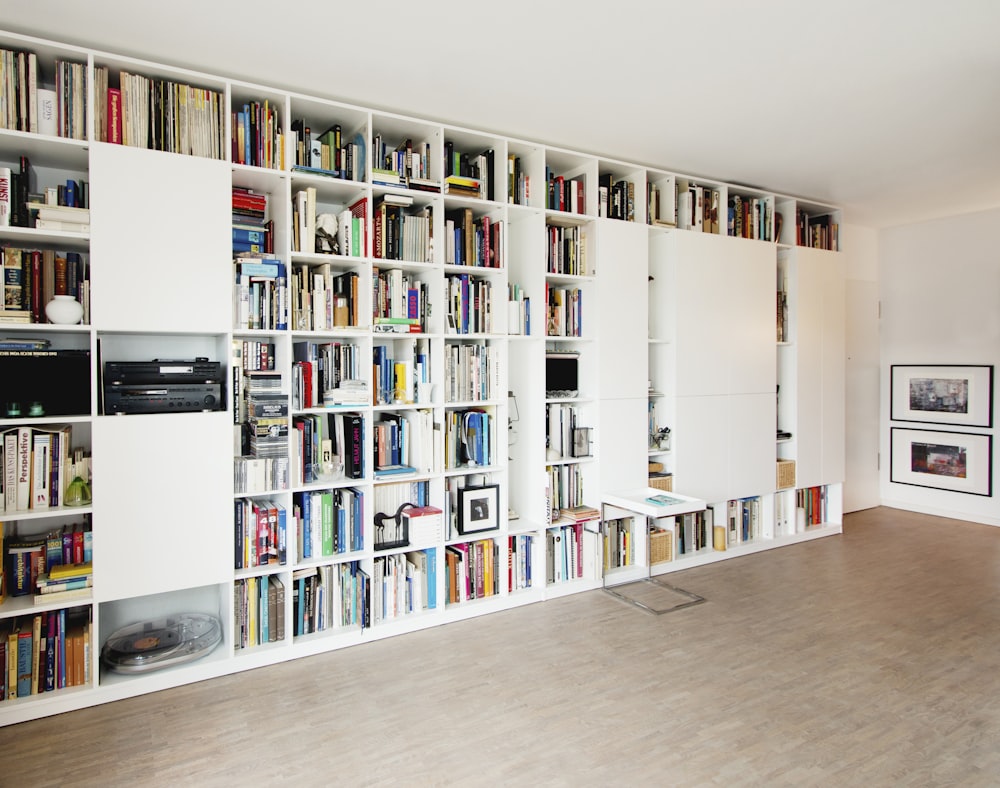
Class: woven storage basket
649,529,673,564
776,460,796,490
648,475,673,492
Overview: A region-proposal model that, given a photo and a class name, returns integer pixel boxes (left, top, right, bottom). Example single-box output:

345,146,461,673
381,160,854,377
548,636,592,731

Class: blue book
64,179,77,207
303,493,314,558
233,227,268,245
232,240,265,254
16,631,32,697
426,547,437,609
236,261,280,278
275,502,287,565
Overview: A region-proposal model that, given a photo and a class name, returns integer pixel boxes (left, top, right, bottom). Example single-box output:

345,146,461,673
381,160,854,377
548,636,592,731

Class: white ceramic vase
45,295,84,325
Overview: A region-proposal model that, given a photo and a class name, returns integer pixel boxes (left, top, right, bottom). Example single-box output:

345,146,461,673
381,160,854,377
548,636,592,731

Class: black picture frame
457,484,500,535
889,427,993,496
890,364,994,428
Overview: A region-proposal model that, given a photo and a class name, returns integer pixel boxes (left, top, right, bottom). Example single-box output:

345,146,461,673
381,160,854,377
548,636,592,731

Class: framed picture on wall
457,484,500,535
890,365,994,427
890,427,993,496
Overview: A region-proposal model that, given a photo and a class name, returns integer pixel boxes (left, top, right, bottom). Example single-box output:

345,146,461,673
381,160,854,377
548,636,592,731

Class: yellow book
49,561,92,580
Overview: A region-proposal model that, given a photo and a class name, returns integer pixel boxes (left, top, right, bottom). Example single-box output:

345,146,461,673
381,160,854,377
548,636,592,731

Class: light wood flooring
3,506,1000,787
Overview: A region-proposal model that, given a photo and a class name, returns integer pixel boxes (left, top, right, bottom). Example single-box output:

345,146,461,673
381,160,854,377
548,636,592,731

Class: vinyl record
102,613,222,674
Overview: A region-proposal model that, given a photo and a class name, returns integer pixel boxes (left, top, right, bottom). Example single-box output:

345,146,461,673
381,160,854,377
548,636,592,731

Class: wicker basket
649,474,673,492
776,460,796,490
649,529,673,564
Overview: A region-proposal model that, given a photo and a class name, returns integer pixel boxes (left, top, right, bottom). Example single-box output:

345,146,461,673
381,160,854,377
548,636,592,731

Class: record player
101,613,222,673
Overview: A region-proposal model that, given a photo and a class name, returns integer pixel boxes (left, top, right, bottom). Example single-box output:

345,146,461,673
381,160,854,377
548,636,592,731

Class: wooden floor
3,506,1000,787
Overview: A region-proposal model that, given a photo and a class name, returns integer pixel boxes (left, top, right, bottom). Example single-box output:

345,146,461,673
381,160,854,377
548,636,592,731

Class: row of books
372,548,437,624
0,49,84,140
372,268,428,330
507,283,531,336
232,100,283,170
676,510,711,556
444,273,493,335
508,534,534,591
603,517,635,570
374,409,435,478
443,408,493,470
233,257,288,331
374,195,432,262
798,211,839,251
0,158,87,230
293,190,367,257
729,194,773,241
546,170,586,215
444,209,502,268
232,187,273,255
292,411,364,485
678,180,722,234
292,561,369,635
371,134,435,190
1,425,89,514
445,538,499,604
290,264,362,332
507,154,530,206
1,247,89,324
293,486,364,561
442,342,499,404
546,404,590,460
1,607,90,701
796,485,829,528
546,462,585,520
291,120,363,182
444,142,494,201
234,575,285,649
546,522,586,583
726,496,763,545
545,284,584,338
372,341,429,406
292,339,365,410
598,174,635,221
234,497,288,570
94,66,225,159
2,521,92,600
545,224,588,275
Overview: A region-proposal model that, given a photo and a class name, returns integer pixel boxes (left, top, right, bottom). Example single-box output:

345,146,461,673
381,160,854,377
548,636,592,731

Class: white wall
842,223,881,512
879,208,1000,525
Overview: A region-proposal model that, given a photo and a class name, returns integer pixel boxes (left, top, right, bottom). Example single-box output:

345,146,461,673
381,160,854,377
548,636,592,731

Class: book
645,493,686,507
0,167,10,227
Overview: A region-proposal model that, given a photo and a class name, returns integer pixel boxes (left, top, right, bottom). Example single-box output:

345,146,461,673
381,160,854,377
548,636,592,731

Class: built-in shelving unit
0,28,844,725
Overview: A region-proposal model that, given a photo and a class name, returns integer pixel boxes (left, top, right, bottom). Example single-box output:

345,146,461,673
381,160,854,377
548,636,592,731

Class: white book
0,166,10,227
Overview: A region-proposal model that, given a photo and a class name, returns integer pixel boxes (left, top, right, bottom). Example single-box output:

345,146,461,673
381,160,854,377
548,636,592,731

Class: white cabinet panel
93,412,232,601
89,143,232,333
728,393,777,499
821,258,846,483
598,396,647,494
673,232,775,397
674,395,728,501
597,221,648,400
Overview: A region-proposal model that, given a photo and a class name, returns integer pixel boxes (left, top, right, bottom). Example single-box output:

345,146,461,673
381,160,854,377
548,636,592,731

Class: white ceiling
6,0,1000,228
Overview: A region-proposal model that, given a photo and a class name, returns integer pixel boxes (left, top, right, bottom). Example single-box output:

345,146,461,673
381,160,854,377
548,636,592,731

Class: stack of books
35,561,92,604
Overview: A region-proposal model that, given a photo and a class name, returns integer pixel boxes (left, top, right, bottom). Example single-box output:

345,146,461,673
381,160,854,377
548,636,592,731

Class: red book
29,250,43,323
107,88,122,144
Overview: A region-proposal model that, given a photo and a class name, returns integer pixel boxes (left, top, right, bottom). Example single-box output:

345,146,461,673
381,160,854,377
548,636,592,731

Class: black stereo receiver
104,357,224,386
103,383,224,415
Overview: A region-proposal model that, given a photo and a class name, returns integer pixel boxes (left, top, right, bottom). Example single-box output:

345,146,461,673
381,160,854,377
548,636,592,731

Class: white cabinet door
596,220,648,401
93,412,232,601
795,248,846,488
89,143,232,333
673,232,775,397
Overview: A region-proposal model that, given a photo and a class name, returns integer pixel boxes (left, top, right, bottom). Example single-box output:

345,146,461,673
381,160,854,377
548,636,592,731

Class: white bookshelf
0,27,844,725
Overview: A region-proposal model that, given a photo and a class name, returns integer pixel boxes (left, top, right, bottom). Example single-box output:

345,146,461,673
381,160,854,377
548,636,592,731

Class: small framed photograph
457,484,500,535
890,427,993,496
890,365,993,427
